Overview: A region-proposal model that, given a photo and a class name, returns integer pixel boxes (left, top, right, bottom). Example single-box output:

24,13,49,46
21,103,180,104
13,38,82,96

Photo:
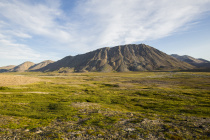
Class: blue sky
0,0,210,66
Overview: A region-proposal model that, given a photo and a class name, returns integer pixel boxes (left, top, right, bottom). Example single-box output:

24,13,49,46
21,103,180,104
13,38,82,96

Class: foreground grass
0,72,209,139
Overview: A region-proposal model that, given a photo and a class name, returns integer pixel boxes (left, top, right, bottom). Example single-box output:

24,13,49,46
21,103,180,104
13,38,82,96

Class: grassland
0,72,209,139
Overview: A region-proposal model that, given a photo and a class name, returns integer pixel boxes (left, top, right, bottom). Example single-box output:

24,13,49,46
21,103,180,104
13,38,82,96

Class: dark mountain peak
39,44,194,72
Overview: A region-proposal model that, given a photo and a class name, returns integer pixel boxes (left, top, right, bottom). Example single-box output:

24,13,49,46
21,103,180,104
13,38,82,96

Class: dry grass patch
0,74,41,86
0,92,13,94
0,92,49,94
72,102,101,109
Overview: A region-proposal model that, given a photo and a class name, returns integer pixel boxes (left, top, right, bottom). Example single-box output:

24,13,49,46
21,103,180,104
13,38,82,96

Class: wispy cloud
72,0,210,50
0,0,72,62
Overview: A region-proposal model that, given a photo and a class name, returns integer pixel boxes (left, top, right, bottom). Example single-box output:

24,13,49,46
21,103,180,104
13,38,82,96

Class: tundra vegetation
0,71,209,139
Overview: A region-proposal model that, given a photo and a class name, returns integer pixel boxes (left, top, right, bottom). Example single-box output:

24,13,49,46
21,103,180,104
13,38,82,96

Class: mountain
29,60,54,71
171,54,210,68
197,58,210,63
171,54,205,63
10,60,54,72
12,61,35,72
0,65,16,73
39,44,194,72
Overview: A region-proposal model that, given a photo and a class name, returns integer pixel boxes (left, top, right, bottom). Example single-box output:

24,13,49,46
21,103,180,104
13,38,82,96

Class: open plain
0,72,209,139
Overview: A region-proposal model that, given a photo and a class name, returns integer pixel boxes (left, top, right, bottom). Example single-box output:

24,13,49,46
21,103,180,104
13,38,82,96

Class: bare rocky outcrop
39,44,194,72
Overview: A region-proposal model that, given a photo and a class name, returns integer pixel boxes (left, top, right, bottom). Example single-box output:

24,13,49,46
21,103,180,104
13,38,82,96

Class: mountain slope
29,60,54,71
171,54,210,68
0,65,16,73
13,61,35,72
39,44,194,72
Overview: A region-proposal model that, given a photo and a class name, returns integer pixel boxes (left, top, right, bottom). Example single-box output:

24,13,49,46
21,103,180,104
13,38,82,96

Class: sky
0,0,210,67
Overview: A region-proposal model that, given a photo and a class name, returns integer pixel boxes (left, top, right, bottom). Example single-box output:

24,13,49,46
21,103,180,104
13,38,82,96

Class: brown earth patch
0,74,41,86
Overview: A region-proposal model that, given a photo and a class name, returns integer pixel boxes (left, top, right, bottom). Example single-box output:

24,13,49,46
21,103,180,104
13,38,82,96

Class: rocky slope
39,44,194,72
171,54,210,68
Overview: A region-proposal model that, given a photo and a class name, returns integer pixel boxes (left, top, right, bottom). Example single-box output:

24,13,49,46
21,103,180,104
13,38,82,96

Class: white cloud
72,0,210,50
0,39,41,60
0,0,72,43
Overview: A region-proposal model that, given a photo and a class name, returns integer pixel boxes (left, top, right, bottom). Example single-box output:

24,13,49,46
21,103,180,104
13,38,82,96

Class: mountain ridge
0,60,54,72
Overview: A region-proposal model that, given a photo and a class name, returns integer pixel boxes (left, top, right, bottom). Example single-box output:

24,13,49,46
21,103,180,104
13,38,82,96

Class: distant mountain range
171,54,210,68
0,60,54,72
1,44,209,73
0,65,16,73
